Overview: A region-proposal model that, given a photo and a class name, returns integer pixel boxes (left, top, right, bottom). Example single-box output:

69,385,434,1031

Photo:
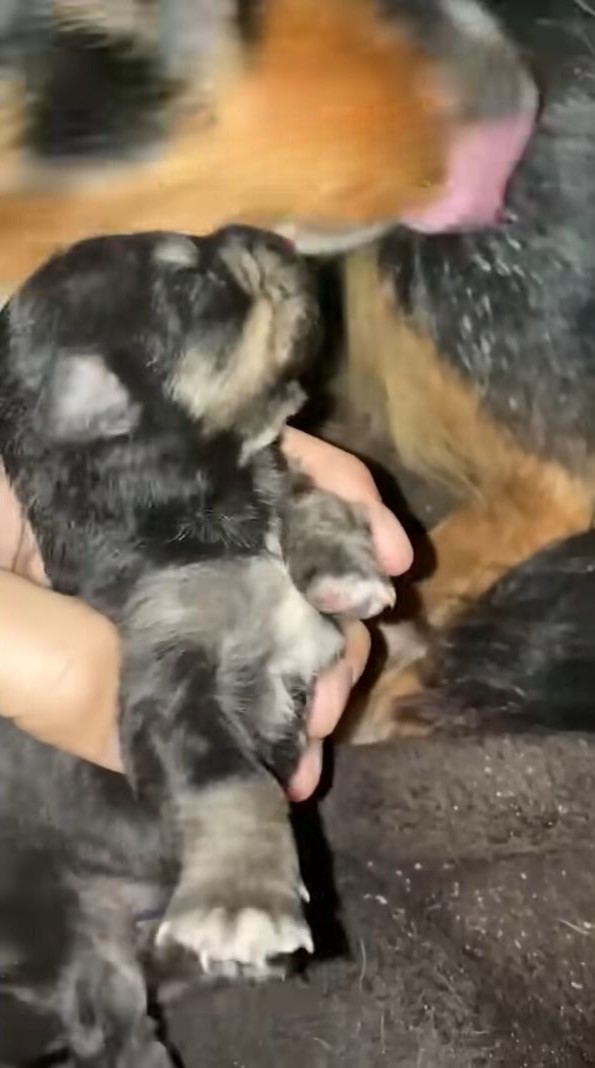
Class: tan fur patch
346,245,515,498
170,298,278,428
345,246,594,619
418,469,593,629
340,660,429,744
170,240,310,430
210,0,447,225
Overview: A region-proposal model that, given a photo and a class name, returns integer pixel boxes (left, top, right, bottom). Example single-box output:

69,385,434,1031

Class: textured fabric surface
167,734,595,1067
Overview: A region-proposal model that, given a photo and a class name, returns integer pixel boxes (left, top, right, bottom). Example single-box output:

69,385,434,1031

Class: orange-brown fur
0,0,446,295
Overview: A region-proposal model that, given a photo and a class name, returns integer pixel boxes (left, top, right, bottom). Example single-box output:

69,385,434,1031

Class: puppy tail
410,528,595,734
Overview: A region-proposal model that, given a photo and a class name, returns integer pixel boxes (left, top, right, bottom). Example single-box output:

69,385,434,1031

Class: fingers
0,462,47,582
365,496,414,576
287,620,370,802
282,428,414,802
0,571,122,771
308,620,371,738
288,741,324,803
282,427,413,575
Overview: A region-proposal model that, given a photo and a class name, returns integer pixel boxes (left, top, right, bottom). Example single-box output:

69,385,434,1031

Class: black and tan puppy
0,225,393,1066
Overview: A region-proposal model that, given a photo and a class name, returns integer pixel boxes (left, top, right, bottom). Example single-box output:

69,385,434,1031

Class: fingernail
288,741,323,802
335,659,356,701
373,508,414,576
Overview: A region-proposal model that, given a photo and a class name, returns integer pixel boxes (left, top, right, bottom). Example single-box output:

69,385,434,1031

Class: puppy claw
156,904,313,979
308,574,396,620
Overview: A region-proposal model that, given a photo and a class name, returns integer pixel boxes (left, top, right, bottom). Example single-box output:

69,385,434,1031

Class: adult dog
331,0,595,739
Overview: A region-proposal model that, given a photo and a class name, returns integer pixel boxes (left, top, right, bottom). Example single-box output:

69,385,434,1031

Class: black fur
408,530,595,734
379,0,595,470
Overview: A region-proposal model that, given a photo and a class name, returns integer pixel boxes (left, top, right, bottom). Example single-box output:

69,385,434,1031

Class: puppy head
201,0,537,252
6,226,319,451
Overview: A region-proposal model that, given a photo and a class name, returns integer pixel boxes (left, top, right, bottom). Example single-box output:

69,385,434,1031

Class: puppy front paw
306,571,395,620
156,890,312,980
285,484,395,620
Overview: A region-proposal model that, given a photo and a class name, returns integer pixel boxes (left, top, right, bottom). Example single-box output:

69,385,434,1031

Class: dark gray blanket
168,734,595,1067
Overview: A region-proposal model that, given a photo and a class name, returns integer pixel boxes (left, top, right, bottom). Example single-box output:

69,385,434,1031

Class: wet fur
0,227,392,1066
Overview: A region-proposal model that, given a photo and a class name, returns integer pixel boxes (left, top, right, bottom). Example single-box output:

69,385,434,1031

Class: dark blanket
168,734,595,1067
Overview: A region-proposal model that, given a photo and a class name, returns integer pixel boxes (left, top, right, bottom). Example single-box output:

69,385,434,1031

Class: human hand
0,462,122,770
0,433,412,787
282,429,412,801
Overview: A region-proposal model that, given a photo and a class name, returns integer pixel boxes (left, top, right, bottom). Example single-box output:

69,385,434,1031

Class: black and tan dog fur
1,3,594,732
0,225,394,1066
333,0,595,738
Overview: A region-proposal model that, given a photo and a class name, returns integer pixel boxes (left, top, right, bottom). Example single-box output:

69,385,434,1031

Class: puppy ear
47,353,141,442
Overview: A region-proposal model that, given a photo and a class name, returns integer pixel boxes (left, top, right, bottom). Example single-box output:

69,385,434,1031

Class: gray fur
387,0,535,121
123,555,344,748
380,6,595,473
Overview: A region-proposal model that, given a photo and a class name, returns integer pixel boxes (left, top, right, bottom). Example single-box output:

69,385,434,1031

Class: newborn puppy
0,226,392,1067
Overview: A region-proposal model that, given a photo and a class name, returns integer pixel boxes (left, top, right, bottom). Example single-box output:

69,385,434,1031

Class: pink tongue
401,110,536,234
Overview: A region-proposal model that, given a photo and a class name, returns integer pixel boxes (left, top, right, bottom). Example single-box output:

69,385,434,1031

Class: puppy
0,225,393,1066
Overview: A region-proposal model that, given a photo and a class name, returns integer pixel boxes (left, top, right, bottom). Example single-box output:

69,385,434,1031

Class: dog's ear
46,353,141,442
